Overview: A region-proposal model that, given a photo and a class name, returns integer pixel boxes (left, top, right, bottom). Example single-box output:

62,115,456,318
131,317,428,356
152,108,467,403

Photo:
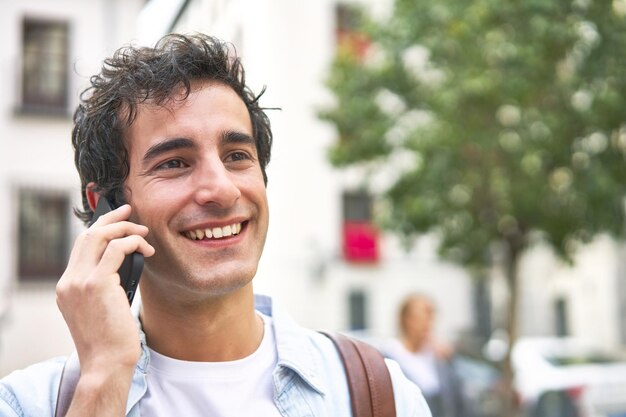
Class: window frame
16,188,72,282
20,17,71,114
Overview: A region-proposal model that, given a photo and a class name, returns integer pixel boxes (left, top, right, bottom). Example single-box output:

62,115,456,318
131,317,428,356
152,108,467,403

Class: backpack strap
55,351,80,417
320,331,396,417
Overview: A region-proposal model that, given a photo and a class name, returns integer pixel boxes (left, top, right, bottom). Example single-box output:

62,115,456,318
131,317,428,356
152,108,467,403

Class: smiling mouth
183,222,244,240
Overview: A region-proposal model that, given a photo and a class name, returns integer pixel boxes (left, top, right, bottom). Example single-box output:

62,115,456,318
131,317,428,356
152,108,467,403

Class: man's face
123,81,269,301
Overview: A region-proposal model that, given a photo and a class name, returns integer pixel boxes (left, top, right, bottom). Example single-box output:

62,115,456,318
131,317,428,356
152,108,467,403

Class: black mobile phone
92,197,144,304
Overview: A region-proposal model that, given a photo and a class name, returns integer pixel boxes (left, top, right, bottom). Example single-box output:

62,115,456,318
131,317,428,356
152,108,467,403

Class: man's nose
192,159,241,208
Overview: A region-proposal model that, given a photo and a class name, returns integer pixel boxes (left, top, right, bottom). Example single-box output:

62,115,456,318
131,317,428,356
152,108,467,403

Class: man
384,294,467,417
0,34,431,416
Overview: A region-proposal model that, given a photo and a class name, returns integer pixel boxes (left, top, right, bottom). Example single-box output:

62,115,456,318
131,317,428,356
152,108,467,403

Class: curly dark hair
72,33,273,225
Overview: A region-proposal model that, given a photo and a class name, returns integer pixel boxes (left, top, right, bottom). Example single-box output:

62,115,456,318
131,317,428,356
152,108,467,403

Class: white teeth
186,223,242,240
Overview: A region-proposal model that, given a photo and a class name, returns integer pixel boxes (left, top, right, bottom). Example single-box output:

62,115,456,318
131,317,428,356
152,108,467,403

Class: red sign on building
343,221,379,263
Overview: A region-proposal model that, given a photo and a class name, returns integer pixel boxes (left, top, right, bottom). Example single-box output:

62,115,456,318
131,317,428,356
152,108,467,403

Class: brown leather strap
320,331,396,417
352,337,396,417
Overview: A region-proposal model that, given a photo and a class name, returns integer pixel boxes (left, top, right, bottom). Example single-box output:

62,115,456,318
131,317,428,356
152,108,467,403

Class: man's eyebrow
222,130,255,146
142,137,196,163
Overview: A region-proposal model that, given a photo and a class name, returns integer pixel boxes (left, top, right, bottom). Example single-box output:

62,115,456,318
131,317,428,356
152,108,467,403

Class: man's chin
181,268,256,297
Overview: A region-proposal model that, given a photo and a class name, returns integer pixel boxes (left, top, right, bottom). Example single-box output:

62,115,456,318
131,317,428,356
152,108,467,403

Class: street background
1,0,626,416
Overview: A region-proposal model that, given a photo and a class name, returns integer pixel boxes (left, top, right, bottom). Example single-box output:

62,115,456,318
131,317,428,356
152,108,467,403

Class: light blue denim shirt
0,295,431,417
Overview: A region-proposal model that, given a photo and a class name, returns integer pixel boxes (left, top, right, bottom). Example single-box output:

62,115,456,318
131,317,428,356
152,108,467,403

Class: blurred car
512,337,626,417
454,354,507,417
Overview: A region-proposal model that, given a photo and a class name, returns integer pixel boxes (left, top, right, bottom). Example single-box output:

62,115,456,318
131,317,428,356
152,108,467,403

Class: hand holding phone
92,198,144,304
55,197,150,414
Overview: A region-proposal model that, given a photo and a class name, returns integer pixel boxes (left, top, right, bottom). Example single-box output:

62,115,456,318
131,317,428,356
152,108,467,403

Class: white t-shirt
140,313,281,417
384,339,441,397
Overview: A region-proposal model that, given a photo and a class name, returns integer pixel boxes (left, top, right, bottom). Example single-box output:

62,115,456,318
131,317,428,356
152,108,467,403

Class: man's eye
227,151,250,162
157,159,186,169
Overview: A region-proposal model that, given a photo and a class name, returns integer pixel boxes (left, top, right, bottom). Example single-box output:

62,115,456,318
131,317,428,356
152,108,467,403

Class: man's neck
139,285,264,362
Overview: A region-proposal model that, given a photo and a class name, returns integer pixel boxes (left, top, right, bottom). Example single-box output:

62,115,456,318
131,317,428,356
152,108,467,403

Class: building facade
0,0,144,376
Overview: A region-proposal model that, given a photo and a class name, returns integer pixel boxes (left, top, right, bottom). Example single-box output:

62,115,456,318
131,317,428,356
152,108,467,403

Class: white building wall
518,235,624,349
0,0,143,377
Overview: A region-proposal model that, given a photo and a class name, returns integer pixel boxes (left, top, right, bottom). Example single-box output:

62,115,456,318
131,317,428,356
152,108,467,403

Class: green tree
321,0,626,412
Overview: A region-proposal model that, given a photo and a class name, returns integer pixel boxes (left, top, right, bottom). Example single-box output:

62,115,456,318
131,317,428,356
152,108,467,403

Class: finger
91,203,132,226
92,221,150,240
68,221,150,269
95,235,155,276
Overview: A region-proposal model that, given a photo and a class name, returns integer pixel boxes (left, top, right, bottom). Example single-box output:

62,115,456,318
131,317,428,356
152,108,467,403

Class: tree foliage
321,0,626,272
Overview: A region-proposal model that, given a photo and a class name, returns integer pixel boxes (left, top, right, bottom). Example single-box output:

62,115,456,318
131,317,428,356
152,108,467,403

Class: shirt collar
255,294,326,395
130,294,326,398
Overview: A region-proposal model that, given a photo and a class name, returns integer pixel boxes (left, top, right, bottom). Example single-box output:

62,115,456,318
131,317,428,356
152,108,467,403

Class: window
336,3,361,34
343,192,372,221
335,3,370,59
348,290,368,331
18,189,70,281
342,191,379,263
554,298,569,337
21,18,69,112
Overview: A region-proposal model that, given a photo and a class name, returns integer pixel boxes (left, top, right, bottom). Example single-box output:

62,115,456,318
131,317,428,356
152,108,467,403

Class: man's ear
86,182,101,212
